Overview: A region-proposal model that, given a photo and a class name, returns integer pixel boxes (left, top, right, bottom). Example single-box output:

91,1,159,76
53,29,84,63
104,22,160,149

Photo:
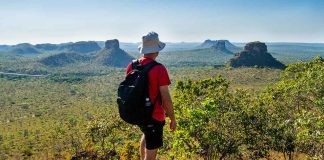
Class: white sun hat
138,32,166,54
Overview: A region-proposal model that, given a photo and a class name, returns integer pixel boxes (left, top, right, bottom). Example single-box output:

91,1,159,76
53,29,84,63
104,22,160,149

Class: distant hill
229,41,286,69
211,40,234,54
0,45,10,52
96,41,140,52
37,39,133,68
159,45,234,67
1,41,101,55
39,52,89,67
198,39,238,49
34,43,59,51
10,43,40,54
96,39,134,67
2,41,324,66
58,41,101,53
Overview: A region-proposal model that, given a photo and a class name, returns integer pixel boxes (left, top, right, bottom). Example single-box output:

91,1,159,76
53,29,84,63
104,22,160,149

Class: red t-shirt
126,57,171,121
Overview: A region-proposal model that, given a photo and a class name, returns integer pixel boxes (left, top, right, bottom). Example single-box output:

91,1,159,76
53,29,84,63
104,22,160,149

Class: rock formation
229,41,285,69
104,39,119,49
211,40,233,54
96,39,134,67
213,40,226,50
199,39,215,48
199,39,237,49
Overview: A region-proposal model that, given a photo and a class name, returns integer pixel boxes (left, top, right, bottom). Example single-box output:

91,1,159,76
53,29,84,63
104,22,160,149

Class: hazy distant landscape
1,40,324,74
1,38,323,159
1,0,324,159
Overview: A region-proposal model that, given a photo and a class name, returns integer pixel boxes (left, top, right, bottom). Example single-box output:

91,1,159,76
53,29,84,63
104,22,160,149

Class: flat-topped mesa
244,41,267,53
105,39,120,49
199,39,237,49
212,40,226,50
228,41,286,69
203,39,213,44
96,39,134,67
211,40,234,54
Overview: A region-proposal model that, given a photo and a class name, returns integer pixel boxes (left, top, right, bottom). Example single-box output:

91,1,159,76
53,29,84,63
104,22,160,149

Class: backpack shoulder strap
142,61,162,110
142,61,161,73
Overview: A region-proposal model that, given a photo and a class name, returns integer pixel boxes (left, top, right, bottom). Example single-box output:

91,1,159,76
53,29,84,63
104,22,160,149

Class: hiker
125,32,176,160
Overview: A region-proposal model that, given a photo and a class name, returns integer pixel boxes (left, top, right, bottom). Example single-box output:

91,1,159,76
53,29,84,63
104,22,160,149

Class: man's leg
141,121,165,160
145,148,158,160
140,134,146,160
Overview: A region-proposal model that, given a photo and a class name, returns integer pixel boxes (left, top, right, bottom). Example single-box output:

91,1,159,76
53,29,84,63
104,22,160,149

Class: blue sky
0,0,324,44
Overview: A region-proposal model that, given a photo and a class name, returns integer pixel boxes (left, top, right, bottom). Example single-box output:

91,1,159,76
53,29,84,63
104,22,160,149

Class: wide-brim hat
138,32,166,54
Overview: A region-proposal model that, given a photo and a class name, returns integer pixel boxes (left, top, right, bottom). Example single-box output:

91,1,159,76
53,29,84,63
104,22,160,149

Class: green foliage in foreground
63,57,323,159
0,57,323,159
171,57,323,159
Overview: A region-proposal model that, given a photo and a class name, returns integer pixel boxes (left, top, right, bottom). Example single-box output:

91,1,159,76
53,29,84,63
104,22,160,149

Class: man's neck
143,54,158,60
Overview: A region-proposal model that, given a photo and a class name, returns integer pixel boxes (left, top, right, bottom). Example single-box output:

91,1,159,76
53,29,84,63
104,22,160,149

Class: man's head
138,32,165,55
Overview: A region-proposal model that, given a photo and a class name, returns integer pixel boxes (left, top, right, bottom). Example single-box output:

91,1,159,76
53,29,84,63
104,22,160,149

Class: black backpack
117,59,161,125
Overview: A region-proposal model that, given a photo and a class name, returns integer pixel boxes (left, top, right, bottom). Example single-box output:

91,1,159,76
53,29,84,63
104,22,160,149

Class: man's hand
170,119,176,132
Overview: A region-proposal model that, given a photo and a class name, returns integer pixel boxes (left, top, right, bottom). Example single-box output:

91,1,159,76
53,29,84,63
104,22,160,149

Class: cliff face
96,39,134,67
229,41,286,69
104,40,119,49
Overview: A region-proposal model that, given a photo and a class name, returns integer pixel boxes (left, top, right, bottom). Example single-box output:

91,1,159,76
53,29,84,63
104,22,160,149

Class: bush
170,57,324,159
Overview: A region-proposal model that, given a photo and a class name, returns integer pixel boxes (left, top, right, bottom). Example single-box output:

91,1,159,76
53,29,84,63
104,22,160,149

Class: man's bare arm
160,85,176,131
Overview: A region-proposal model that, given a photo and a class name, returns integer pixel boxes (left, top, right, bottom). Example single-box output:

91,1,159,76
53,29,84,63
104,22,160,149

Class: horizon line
2,40,324,46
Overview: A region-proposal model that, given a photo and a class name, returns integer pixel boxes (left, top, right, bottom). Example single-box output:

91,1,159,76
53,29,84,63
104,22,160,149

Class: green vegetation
171,57,323,159
0,57,323,159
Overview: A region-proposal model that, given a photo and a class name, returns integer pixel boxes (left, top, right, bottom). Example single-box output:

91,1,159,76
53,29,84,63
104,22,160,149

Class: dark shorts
139,120,165,150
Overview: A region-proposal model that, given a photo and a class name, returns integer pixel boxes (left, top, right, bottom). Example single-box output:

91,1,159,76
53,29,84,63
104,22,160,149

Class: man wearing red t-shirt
126,32,176,160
